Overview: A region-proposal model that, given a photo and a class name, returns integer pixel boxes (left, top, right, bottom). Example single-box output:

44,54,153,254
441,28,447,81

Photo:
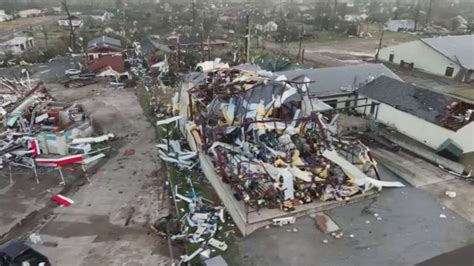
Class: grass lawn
452,89,474,101
136,81,242,265
0,16,59,31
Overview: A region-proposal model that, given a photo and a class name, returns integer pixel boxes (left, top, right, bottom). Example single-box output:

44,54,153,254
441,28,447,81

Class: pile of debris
0,78,112,184
172,65,404,212
173,182,229,263
439,101,473,131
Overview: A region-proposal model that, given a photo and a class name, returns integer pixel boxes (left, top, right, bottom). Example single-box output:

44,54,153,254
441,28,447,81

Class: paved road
0,57,80,82
239,166,474,266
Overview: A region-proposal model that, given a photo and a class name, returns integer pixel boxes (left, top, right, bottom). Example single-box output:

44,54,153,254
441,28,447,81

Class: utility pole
42,25,48,50
200,22,205,61
245,13,251,63
192,0,196,29
177,36,181,68
62,0,77,52
413,0,421,31
207,36,211,61
375,25,384,62
425,0,434,26
297,25,304,62
301,47,305,64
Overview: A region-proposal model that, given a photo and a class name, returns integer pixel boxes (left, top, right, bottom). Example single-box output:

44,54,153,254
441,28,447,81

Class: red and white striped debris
51,194,74,207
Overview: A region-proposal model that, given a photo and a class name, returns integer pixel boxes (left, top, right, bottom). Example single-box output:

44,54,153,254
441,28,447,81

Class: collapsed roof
358,76,474,131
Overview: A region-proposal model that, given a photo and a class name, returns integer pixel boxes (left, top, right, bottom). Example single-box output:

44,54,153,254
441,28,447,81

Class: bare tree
425,0,434,26
42,25,48,50
61,0,77,51
413,0,421,31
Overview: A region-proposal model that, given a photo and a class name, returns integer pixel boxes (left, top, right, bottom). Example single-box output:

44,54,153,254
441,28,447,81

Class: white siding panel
379,41,462,78
357,98,474,153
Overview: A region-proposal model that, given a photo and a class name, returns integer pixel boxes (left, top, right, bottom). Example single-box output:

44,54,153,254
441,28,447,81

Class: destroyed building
160,65,404,235
0,79,111,184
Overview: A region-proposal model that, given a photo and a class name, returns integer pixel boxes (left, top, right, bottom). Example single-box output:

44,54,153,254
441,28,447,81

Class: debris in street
51,194,74,207
0,80,112,184
314,213,340,234
273,217,296,227
28,233,43,245
445,191,457,198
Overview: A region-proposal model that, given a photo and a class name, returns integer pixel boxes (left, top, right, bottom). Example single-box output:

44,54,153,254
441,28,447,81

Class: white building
378,34,474,82
0,10,13,22
86,11,113,22
263,21,278,32
58,16,82,28
383,19,416,32
0,37,35,55
18,9,43,18
357,76,474,156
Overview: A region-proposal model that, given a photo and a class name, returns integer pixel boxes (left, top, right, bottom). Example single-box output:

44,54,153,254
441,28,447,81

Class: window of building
389,53,394,62
370,102,377,115
324,100,338,109
20,44,25,51
88,54,94,61
445,67,454,77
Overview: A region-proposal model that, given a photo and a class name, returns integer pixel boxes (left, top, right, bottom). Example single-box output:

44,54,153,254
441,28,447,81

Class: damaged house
86,36,127,78
164,65,404,235
356,76,474,161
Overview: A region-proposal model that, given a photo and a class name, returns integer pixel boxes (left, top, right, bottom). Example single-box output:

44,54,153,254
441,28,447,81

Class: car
0,240,51,266
64,69,81,76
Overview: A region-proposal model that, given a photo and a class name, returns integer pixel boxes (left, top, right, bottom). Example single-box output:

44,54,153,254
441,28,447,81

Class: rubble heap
0,78,112,183
176,66,404,212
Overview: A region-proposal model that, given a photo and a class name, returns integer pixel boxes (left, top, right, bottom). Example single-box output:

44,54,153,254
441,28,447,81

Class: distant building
383,19,416,32
142,35,229,54
57,16,82,28
88,55,126,77
86,36,125,77
18,9,43,18
357,76,474,156
0,10,13,22
378,34,474,82
86,36,123,61
84,11,113,22
0,37,35,55
52,6,62,14
263,21,278,32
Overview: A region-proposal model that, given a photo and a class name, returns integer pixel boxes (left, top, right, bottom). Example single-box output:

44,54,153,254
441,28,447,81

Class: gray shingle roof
358,76,467,129
278,63,401,97
87,35,122,49
421,34,474,70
